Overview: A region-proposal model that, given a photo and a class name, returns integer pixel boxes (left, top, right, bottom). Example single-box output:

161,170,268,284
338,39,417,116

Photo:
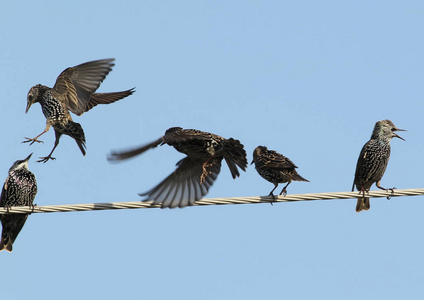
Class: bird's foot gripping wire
200,162,213,184
22,137,44,145
386,187,396,200
36,156,56,164
266,193,277,206
29,203,37,213
279,188,288,197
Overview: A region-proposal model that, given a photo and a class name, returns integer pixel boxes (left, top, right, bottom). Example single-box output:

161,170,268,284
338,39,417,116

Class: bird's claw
22,137,44,145
279,189,288,197
36,156,56,163
386,187,396,200
266,193,276,206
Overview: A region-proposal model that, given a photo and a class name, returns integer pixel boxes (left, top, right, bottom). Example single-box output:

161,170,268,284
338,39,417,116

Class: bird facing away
251,146,309,199
108,127,248,208
0,154,37,252
352,120,405,212
24,58,135,163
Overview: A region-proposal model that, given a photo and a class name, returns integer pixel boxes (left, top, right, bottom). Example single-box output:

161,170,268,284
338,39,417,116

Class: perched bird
352,120,405,212
108,127,247,208
24,58,135,163
251,146,309,199
0,154,37,252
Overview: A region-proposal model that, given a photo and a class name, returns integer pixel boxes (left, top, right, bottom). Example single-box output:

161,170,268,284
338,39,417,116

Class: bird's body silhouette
108,127,247,208
251,146,309,199
25,58,134,163
352,120,405,212
0,154,37,252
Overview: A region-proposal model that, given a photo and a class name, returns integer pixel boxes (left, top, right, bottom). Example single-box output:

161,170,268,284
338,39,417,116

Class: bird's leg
279,181,292,196
376,181,396,200
265,184,278,205
37,132,60,163
358,185,368,198
29,203,37,213
22,130,47,145
22,125,50,145
4,204,11,213
200,156,214,184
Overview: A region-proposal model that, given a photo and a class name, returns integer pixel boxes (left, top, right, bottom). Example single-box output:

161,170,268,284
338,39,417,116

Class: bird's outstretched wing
140,157,222,208
85,88,135,113
51,58,115,115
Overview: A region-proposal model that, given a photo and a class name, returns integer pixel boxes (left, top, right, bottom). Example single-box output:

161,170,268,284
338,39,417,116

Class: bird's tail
107,137,164,162
356,197,370,212
0,233,12,252
290,171,309,182
223,138,248,179
64,121,86,155
0,215,29,252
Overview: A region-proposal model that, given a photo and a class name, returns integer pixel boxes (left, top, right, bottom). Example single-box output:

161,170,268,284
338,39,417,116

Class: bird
108,127,248,208
0,154,38,252
251,146,309,200
352,120,405,212
24,58,135,163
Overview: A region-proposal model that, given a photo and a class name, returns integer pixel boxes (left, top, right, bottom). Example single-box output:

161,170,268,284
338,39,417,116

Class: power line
0,188,423,214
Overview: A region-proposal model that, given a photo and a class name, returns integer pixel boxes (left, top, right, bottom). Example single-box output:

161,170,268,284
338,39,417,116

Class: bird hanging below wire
251,146,309,202
352,119,405,212
24,58,135,163
108,127,248,208
0,154,37,252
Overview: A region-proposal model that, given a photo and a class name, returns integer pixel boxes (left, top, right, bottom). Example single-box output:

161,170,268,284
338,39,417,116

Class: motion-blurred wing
107,137,164,162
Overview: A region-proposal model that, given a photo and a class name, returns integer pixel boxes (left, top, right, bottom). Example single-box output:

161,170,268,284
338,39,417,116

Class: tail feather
290,171,309,182
0,215,29,252
64,121,86,155
0,235,13,252
224,138,247,179
108,137,163,162
356,197,370,212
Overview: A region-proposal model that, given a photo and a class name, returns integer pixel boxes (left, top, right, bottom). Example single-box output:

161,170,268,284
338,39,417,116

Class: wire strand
1,188,423,214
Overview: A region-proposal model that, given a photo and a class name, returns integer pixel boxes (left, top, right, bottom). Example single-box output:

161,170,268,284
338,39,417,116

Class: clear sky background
1,1,424,299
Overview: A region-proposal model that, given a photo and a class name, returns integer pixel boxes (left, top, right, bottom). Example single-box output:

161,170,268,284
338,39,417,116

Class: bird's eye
28,95,33,101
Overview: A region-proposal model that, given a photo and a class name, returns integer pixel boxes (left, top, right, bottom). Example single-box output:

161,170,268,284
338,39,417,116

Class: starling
0,154,37,252
352,120,405,212
24,58,135,163
108,127,248,208
251,146,309,199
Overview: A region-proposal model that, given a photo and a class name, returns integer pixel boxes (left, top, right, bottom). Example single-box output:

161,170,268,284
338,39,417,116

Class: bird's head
372,119,406,141
9,153,32,173
251,146,267,165
26,84,45,113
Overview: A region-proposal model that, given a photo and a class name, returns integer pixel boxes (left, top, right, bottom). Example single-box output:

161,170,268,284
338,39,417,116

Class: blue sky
1,1,424,299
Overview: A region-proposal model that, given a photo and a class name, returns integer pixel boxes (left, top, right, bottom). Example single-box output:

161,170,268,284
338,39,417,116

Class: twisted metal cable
0,188,423,214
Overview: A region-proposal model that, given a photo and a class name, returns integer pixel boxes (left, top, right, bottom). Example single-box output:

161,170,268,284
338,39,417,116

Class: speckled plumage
24,58,134,163
0,154,37,252
108,127,248,208
352,120,405,212
252,146,309,198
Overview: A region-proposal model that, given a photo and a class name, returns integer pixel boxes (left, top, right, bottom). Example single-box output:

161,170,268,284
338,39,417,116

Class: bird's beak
25,102,32,114
25,153,33,161
393,133,405,141
393,128,406,141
